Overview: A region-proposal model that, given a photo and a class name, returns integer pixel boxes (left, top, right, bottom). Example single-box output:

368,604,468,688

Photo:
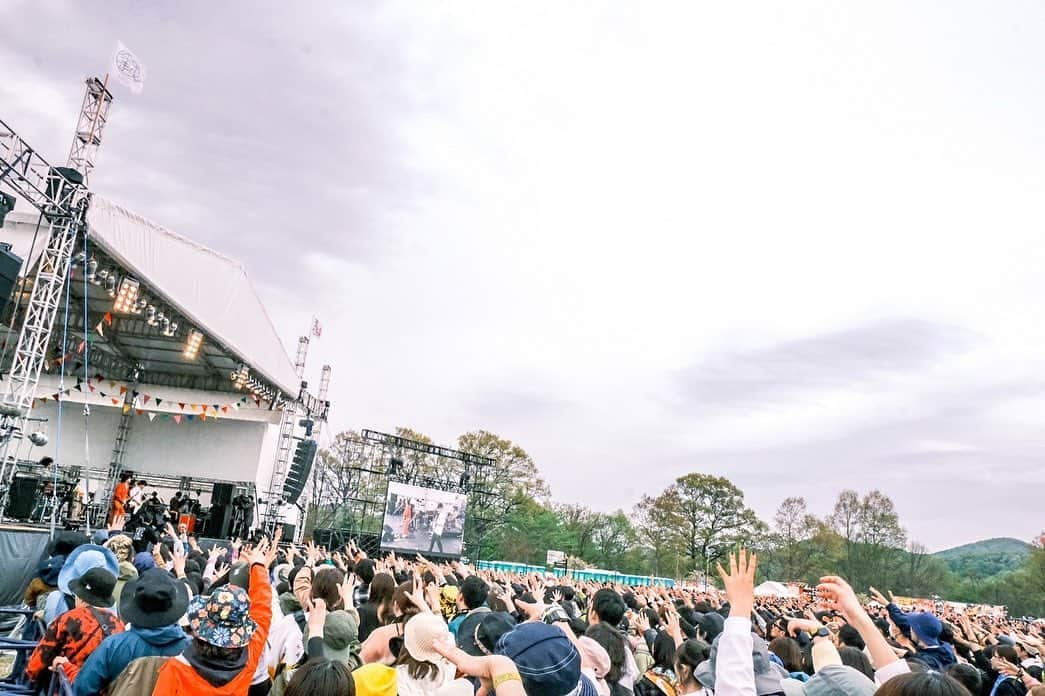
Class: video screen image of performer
381,480,467,557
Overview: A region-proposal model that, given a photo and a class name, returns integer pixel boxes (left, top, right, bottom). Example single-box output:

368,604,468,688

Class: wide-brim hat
352,663,397,696
187,584,256,648
404,612,451,663
58,544,119,595
120,567,190,628
468,611,516,656
69,567,117,607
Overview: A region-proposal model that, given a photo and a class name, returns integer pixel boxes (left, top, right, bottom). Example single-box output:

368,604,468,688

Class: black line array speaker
205,503,233,538
0,243,23,320
6,476,38,519
211,483,234,506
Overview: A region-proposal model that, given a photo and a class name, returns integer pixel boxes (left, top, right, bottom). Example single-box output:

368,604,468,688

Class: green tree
457,430,550,560
652,473,763,576
633,494,685,577
765,496,821,582
829,489,906,589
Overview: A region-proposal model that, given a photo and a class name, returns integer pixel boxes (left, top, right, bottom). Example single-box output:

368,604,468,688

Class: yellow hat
352,663,397,696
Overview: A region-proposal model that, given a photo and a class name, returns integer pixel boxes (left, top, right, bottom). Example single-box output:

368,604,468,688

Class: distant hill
934,537,1032,578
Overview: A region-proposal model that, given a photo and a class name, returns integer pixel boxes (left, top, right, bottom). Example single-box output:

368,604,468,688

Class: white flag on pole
111,41,146,94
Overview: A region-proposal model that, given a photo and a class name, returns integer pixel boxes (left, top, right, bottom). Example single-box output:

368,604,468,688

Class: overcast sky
4,1,1045,551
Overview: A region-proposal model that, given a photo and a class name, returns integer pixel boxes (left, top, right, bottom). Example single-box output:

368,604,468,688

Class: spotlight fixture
85,257,98,283
164,320,179,337
232,364,249,390
183,329,203,360
105,273,118,297
134,297,147,314
112,277,140,313
160,316,170,334
145,305,157,325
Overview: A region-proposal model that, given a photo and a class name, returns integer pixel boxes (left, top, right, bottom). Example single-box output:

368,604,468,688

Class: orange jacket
151,563,272,696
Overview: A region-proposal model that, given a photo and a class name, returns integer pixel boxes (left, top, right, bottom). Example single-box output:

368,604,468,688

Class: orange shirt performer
109,472,132,529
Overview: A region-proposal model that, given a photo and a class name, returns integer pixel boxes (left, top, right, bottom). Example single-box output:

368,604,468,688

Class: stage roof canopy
3,196,298,398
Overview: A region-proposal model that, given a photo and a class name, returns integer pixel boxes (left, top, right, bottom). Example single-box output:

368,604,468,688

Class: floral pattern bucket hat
187,585,257,648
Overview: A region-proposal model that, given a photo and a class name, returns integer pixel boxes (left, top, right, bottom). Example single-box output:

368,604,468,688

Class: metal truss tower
264,336,308,534
0,77,113,519
0,120,90,501
67,77,113,185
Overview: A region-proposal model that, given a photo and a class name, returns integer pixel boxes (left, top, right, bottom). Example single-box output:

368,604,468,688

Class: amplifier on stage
178,513,197,534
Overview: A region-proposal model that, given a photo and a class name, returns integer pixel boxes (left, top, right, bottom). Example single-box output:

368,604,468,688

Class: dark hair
768,637,803,673
995,645,1020,666
193,637,244,664
946,664,982,695
873,672,973,696
561,586,576,601
354,559,376,585
285,657,355,696
460,576,489,610
119,472,133,482
586,623,627,692
393,644,439,681
674,638,710,687
838,645,874,679
137,480,148,487
652,629,677,671
392,581,423,622
311,567,346,610
592,588,627,627
369,573,396,623
838,622,865,650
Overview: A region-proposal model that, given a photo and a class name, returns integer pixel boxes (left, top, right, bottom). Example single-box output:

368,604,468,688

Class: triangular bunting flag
173,415,181,424
135,409,144,416
53,393,60,401
88,384,96,393
104,311,113,325
143,394,151,404
155,398,163,406
74,382,82,392
186,414,195,421
77,340,85,354
99,391,107,398
212,404,219,412
148,412,156,421
191,404,199,412
178,402,185,411
221,406,229,413
254,397,261,406
95,320,105,337
94,373,103,381
132,390,139,398
119,386,127,395
199,412,207,422
111,398,119,405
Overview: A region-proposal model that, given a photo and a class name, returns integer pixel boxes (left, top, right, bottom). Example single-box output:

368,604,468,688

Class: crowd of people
5,527,1044,696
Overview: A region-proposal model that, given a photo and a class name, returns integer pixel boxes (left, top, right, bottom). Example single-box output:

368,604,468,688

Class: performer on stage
400,499,414,538
427,502,448,553
109,472,133,529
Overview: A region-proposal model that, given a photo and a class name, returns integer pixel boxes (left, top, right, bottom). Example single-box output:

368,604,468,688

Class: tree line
310,427,1045,617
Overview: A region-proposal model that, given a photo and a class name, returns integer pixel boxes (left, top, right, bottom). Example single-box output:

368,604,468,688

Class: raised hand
716,548,757,619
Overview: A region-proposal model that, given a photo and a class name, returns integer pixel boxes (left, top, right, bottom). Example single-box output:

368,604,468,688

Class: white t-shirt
432,508,449,536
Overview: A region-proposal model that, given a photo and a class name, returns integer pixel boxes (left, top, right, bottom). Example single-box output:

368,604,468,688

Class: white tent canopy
754,581,798,598
85,196,298,394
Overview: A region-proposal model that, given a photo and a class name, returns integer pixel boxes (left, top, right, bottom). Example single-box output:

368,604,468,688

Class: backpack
106,655,170,696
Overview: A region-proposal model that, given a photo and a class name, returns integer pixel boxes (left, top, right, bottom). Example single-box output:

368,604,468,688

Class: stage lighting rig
183,329,203,360
232,363,249,390
112,277,140,313
85,256,98,283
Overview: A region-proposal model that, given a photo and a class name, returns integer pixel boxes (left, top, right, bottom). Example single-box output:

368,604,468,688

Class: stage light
233,364,249,390
145,305,157,325
105,272,118,297
112,277,140,313
86,257,98,283
183,329,203,360
164,320,179,337
134,297,147,314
